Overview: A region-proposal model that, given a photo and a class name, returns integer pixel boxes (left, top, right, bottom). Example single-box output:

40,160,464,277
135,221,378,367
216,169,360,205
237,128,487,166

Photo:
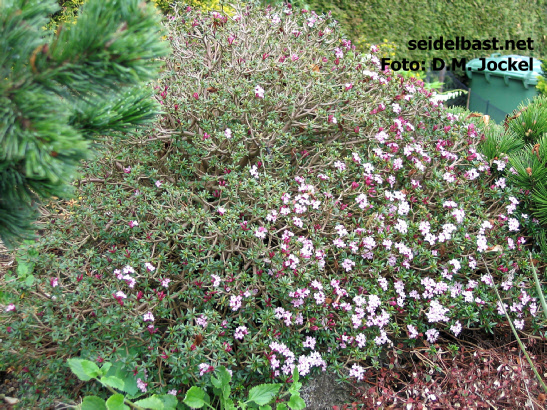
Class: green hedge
275,0,547,62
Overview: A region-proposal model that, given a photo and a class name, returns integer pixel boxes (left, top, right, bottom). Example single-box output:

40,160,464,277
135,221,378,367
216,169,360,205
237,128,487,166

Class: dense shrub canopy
1,2,543,406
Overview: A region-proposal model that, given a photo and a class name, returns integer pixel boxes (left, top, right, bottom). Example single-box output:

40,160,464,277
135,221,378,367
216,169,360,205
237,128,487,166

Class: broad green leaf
81,396,107,410
276,404,287,410
68,358,93,381
105,394,125,410
291,367,299,384
287,395,306,410
134,396,164,409
216,366,232,386
156,394,178,410
183,386,207,408
16,261,33,277
222,398,236,410
81,360,102,378
104,361,139,397
247,384,281,405
101,362,113,374
259,406,272,410
288,382,302,395
211,375,222,389
25,275,35,287
101,376,125,390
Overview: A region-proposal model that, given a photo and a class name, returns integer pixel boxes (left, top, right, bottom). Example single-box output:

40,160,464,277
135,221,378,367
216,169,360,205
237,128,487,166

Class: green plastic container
466,53,543,122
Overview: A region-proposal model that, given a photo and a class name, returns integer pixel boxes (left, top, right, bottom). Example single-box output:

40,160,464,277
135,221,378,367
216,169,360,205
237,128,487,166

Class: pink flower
196,315,208,328
234,325,248,340
145,262,155,272
161,278,171,288
115,291,127,299
341,259,355,272
137,378,147,393
199,363,214,376
345,83,353,91
255,226,267,239
408,325,419,339
123,274,136,288
291,54,299,61
349,364,364,381
155,180,163,188
225,128,232,139
129,220,138,228
227,34,235,45
123,166,131,173
218,206,226,215
255,85,265,98
425,328,439,343
5,303,15,312
450,321,462,337
50,278,58,287
143,311,155,322
230,295,242,311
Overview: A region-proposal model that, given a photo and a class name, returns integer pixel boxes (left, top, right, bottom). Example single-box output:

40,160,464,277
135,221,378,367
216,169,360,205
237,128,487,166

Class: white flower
255,85,265,98
225,128,232,139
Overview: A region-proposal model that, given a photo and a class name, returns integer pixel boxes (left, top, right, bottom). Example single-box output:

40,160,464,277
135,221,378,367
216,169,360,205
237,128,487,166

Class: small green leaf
288,382,302,395
68,358,94,381
106,394,125,410
104,361,139,397
81,360,102,378
183,386,207,408
101,376,125,390
156,394,178,410
25,275,35,286
134,395,164,409
101,362,113,374
222,399,237,410
211,375,222,389
81,396,107,410
276,404,287,410
247,384,281,405
287,394,306,410
16,261,33,277
217,366,232,386
291,367,299,384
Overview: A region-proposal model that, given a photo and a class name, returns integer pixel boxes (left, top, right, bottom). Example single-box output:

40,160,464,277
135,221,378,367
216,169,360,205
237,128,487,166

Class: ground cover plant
1,1,546,408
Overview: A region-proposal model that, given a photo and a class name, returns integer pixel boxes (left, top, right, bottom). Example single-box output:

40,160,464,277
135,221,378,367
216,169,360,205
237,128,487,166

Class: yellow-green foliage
46,0,233,27
46,0,85,30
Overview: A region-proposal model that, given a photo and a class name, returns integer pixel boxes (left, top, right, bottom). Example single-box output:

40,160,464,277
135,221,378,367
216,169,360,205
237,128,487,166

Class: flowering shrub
1,1,544,406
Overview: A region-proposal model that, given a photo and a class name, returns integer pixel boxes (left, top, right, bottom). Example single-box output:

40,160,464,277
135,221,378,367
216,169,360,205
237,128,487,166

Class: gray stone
300,371,357,410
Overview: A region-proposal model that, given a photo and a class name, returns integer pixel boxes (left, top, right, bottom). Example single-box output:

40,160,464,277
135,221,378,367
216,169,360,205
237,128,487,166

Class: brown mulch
345,329,547,410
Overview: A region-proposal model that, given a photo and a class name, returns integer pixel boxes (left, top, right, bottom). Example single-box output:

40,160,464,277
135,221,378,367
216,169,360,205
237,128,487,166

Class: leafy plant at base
67,359,304,410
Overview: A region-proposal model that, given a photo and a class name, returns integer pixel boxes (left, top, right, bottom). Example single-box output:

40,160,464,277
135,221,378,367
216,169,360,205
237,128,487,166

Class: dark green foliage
507,98,547,144
0,0,170,248
478,124,523,161
480,95,547,260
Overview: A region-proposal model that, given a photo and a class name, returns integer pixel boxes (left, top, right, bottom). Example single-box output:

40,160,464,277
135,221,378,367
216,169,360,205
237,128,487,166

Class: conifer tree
0,0,170,248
